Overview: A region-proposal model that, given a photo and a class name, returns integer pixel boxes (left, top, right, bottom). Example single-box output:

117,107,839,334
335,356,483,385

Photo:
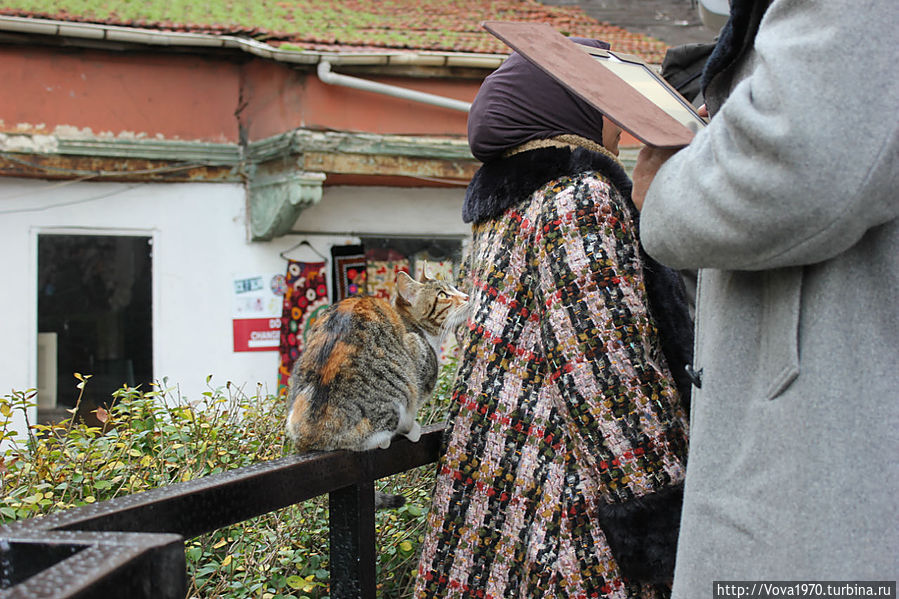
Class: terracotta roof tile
0,0,670,62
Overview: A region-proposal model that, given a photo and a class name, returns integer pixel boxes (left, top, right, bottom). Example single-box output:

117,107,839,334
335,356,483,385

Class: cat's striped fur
285,270,468,506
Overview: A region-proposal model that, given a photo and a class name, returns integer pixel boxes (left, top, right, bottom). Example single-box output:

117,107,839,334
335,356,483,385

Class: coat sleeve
640,0,899,271
533,175,687,501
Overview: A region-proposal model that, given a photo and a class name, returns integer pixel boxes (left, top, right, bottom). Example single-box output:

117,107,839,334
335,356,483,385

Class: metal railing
0,423,445,599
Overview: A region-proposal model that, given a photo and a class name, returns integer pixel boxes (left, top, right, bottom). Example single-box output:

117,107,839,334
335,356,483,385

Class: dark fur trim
463,146,632,225
465,146,694,409
596,483,684,583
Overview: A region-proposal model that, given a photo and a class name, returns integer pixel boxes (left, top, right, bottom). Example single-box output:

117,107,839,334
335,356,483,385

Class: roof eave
0,15,507,69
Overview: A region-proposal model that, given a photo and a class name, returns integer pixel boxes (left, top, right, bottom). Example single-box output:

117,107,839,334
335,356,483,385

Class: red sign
232,317,281,352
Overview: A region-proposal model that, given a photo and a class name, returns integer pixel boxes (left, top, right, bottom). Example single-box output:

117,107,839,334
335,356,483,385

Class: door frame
29,226,160,416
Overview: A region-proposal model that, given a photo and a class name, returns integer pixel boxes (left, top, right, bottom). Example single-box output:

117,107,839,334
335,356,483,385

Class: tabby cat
285,270,469,507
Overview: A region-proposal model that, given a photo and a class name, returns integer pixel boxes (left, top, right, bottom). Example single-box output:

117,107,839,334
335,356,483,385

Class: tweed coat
414,140,692,598
640,0,899,592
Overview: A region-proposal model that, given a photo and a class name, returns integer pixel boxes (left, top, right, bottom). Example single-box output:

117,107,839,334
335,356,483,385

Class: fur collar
463,143,634,224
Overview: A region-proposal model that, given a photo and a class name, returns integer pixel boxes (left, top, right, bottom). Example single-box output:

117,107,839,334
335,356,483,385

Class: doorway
37,234,153,424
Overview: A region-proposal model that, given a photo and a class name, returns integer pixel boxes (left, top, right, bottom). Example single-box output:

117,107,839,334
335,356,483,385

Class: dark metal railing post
328,481,377,599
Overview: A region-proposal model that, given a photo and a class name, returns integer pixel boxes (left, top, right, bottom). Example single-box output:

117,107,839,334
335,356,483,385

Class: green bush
0,360,457,599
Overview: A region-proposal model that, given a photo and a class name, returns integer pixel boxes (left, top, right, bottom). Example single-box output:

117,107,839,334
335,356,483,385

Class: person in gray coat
631,0,898,594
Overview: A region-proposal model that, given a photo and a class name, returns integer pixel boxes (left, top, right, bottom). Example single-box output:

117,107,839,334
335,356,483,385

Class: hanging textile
278,260,329,393
413,251,455,282
330,244,367,303
365,248,410,299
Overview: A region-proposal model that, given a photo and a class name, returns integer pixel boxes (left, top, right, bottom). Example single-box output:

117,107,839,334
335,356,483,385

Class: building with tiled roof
0,1,666,436
0,0,670,61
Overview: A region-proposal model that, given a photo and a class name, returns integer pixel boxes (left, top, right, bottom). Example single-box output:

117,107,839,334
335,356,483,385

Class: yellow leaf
140,455,153,468
303,585,315,593
74,373,83,381
399,541,413,552
128,449,142,458
213,539,227,549
221,555,232,567
0,403,11,418
83,496,96,503
181,471,191,482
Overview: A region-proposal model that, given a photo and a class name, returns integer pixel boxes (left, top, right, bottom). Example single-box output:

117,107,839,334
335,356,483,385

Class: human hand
632,145,680,211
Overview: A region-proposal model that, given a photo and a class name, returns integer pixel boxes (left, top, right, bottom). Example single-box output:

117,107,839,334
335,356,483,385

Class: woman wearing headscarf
414,40,693,599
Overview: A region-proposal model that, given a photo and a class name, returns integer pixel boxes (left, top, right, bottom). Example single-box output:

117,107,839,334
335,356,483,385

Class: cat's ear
395,270,419,305
417,266,433,283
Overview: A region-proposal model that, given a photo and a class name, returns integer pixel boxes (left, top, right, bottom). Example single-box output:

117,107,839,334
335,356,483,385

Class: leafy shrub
0,359,457,598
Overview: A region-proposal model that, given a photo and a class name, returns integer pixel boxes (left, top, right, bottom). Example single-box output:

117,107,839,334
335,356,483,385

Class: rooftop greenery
0,0,670,61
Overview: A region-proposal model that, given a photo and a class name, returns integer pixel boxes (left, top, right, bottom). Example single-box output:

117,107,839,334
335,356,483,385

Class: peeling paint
6,125,174,144
0,124,161,152
0,153,240,182
51,125,96,138
15,122,47,133
0,133,59,153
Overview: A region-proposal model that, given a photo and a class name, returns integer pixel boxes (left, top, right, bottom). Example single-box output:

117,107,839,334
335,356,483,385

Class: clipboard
482,21,706,148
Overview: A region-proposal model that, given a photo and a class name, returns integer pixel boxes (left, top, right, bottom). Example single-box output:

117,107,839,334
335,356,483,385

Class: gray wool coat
640,0,899,592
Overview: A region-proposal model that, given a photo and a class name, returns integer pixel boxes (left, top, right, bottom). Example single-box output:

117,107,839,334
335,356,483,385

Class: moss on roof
0,0,670,62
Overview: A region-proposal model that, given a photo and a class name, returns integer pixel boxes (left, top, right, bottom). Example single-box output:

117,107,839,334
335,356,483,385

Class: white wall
295,185,470,237
0,177,468,438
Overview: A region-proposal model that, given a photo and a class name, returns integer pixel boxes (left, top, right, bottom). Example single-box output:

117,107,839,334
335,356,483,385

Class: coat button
685,364,703,389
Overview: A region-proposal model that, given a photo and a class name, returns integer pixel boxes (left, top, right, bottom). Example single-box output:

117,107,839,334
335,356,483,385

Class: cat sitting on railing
285,270,469,508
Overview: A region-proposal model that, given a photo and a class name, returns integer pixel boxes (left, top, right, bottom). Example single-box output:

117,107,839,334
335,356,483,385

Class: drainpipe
316,60,471,113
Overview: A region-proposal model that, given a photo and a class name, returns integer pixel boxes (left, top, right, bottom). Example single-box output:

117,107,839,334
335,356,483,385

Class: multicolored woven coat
414,140,691,599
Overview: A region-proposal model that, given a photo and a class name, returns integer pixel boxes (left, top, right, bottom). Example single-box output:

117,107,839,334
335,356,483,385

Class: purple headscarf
468,38,610,162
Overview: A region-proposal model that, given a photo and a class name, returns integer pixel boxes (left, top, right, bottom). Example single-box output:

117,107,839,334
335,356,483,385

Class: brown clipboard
483,21,704,148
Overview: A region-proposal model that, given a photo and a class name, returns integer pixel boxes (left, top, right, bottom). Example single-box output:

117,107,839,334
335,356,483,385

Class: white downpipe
316,60,471,113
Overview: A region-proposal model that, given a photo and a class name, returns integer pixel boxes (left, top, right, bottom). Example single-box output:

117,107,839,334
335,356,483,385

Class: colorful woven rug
413,251,455,282
278,260,329,393
330,244,367,303
365,248,410,299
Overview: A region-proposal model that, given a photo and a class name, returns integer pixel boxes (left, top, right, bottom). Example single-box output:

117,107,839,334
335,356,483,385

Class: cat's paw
404,421,422,443
363,431,394,451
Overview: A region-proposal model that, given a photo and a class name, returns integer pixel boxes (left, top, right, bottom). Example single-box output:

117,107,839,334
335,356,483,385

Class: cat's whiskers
438,301,471,348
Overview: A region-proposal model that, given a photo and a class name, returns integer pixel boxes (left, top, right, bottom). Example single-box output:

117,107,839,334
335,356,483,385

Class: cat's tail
375,491,406,510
